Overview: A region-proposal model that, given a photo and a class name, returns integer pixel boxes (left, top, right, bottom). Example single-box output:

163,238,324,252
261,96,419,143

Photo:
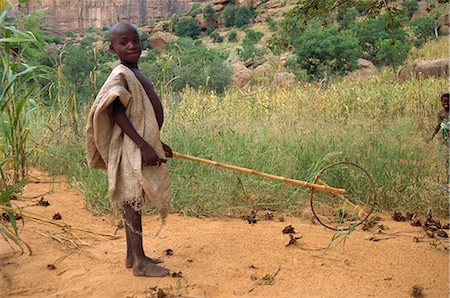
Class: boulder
230,62,252,88
351,58,378,77
398,58,449,81
438,13,449,27
195,14,209,30
438,14,449,36
411,0,429,20
148,31,179,50
271,72,296,87
253,62,272,77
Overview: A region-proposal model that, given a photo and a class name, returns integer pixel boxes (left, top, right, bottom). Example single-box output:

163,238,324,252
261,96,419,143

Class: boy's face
109,24,142,65
442,97,449,110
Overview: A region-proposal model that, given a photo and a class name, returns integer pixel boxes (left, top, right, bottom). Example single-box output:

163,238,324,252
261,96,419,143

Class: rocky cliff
22,0,208,31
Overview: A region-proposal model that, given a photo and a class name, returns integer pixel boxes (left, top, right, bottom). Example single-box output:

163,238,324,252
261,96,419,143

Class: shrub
354,12,408,59
228,30,238,42
140,41,232,94
223,5,254,28
237,29,265,65
336,8,359,30
293,26,361,81
188,3,202,16
243,29,263,44
410,16,437,46
203,4,217,28
174,18,201,39
206,25,216,35
402,0,419,19
210,31,224,43
266,16,277,31
374,39,411,67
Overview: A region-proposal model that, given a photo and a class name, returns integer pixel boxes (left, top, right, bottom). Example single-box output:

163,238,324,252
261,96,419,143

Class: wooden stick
171,152,346,195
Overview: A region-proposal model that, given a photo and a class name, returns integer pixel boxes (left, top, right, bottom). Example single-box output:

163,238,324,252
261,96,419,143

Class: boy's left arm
161,142,173,158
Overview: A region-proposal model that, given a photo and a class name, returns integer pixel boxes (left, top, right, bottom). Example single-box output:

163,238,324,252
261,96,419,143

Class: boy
430,93,449,142
86,21,172,277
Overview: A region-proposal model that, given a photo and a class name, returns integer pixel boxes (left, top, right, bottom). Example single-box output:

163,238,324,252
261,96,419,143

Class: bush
336,8,359,30
410,16,437,46
188,3,202,16
228,30,238,42
293,26,361,81
266,16,277,31
237,29,265,65
243,29,263,44
402,0,419,19
222,5,254,28
203,4,217,28
140,41,232,94
174,18,201,39
209,31,224,43
355,12,408,59
206,25,216,35
374,39,411,67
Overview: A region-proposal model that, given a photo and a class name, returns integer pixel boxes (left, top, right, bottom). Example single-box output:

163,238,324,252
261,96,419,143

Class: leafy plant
228,30,238,42
209,30,224,43
410,16,438,46
354,12,408,59
203,4,217,28
402,0,419,19
174,18,201,39
222,5,254,28
374,39,411,68
293,26,361,81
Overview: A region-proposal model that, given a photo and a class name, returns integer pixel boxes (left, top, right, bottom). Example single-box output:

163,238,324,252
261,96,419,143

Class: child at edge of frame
85,21,174,277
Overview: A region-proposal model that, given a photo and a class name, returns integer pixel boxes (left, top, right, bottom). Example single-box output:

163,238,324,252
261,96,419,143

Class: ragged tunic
86,64,171,219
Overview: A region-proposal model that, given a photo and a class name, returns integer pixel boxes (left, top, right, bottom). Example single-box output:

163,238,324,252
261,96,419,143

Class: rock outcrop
20,0,208,31
398,58,449,81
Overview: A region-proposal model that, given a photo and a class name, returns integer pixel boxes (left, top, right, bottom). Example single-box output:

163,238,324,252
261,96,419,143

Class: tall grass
30,41,449,217
162,70,448,216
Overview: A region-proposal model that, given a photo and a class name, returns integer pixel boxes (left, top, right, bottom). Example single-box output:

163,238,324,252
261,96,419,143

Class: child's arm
161,142,173,157
112,98,167,166
430,112,443,140
431,122,440,140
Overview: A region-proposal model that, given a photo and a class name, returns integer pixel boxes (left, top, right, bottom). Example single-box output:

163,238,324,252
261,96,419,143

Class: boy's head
108,21,141,65
441,93,449,111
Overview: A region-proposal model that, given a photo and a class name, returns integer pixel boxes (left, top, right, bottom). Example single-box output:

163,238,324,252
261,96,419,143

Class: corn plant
0,8,53,185
0,1,53,252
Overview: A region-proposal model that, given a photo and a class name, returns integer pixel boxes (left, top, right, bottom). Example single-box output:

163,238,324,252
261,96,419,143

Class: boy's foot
126,256,162,268
133,260,170,277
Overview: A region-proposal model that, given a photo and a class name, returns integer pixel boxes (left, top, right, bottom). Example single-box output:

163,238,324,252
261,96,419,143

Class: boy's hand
161,142,173,158
140,143,167,166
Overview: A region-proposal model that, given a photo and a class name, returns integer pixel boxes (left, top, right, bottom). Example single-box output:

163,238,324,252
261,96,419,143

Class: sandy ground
0,172,449,298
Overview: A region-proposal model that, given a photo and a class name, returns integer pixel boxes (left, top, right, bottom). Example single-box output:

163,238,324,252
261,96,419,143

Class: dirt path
1,172,449,297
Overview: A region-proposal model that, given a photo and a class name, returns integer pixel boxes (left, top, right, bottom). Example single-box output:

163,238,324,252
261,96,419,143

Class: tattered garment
86,64,171,219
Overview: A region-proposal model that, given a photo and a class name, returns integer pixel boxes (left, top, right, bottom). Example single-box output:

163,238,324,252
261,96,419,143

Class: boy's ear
109,44,115,53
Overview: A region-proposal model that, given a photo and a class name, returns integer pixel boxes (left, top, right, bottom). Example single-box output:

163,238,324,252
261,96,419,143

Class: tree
293,26,361,81
203,4,217,28
374,39,411,68
174,18,201,39
222,5,254,28
354,12,408,59
410,16,437,46
402,0,419,19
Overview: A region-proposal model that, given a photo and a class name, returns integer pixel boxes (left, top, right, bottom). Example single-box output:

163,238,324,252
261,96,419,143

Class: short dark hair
441,93,449,100
108,21,138,42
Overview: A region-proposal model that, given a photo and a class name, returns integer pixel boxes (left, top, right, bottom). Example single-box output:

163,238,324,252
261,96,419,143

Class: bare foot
132,259,170,277
125,256,162,268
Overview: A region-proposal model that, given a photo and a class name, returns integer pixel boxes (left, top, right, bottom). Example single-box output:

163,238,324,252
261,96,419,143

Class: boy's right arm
112,98,167,166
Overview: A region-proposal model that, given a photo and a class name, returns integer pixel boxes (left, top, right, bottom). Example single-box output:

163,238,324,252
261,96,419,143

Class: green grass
28,39,449,218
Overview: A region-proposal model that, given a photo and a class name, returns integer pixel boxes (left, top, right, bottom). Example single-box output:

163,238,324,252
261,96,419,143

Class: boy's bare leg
125,228,162,268
124,204,170,277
